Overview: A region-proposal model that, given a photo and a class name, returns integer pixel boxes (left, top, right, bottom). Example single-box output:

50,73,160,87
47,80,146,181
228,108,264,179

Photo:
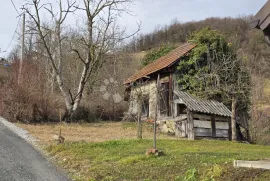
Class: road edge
0,117,71,180
0,117,37,145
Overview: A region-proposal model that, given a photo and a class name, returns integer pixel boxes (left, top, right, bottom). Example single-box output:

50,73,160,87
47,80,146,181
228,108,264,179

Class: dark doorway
160,82,170,116
142,95,149,117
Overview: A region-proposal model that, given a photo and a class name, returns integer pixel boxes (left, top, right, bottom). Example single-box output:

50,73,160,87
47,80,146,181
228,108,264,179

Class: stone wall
128,81,157,119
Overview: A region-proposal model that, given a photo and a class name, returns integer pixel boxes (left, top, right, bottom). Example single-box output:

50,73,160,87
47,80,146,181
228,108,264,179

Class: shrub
0,60,62,123
141,44,175,66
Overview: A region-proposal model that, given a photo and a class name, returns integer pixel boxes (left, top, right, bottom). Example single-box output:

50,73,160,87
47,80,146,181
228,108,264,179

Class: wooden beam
211,116,216,138
194,128,228,138
187,110,195,140
216,130,229,138
168,73,173,117
175,116,188,122
228,118,232,141
194,120,229,130
194,120,211,129
194,128,212,137
216,122,229,129
153,74,160,149
193,114,229,122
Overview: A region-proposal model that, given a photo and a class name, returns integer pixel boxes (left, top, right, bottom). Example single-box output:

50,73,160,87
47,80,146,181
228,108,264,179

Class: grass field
47,139,270,181
18,122,270,181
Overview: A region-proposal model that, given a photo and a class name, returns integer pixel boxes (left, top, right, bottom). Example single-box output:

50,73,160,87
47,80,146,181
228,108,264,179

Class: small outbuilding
124,43,233,140
173,91,231,140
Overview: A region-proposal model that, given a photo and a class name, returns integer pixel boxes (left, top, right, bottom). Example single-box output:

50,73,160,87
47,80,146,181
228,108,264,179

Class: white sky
0,0,267,57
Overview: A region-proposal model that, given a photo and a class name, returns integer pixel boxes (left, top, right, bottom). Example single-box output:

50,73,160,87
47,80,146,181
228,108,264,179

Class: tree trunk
72,64,88,113
55,55,89,123
231,97,237,141
62,107,76,123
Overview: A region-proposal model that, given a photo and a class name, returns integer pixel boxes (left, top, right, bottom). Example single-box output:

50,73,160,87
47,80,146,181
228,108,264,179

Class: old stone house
124,43,232,140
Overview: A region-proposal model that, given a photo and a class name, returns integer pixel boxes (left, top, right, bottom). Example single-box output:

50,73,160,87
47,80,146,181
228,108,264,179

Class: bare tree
23,0,140,121
7,45,20,62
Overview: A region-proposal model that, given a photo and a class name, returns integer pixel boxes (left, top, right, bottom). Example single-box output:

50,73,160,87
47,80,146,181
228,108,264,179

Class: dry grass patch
264,79,270,96
17,122,174,145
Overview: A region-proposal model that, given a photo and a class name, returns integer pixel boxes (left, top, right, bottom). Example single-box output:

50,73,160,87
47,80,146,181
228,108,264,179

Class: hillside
126,17,250,52
126,17,270,81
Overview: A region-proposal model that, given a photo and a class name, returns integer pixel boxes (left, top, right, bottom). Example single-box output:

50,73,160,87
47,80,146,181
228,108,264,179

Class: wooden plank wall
193,114,229,139
175,115,188,137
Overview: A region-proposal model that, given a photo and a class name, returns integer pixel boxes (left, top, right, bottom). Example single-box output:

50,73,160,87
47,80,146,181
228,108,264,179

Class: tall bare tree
23,0,139,121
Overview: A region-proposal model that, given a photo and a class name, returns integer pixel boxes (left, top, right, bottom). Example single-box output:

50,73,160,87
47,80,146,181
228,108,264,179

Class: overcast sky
0,0,267,57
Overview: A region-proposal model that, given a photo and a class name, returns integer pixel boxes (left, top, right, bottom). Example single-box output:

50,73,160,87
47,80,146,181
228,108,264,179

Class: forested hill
128,16,251,51
125,16,270,78
126,17,251,52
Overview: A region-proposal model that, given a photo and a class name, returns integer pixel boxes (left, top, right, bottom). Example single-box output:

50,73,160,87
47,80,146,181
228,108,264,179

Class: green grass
46,139,270,181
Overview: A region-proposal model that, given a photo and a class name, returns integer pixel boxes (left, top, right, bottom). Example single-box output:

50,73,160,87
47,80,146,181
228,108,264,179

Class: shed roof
124,43,196,84
174,90,231,117
252,0,270,30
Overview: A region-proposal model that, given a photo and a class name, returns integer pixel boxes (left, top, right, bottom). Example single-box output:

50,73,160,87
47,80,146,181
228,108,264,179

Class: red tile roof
124,43,196,84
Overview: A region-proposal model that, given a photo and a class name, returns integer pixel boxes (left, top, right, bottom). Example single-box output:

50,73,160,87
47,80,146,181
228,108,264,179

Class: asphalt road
0,122,70,181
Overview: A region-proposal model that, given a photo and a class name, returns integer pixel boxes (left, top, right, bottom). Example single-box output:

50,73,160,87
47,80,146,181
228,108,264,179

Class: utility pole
19,13,25,83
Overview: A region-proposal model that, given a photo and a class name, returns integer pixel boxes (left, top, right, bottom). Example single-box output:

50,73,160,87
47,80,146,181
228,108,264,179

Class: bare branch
72,49,86,64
